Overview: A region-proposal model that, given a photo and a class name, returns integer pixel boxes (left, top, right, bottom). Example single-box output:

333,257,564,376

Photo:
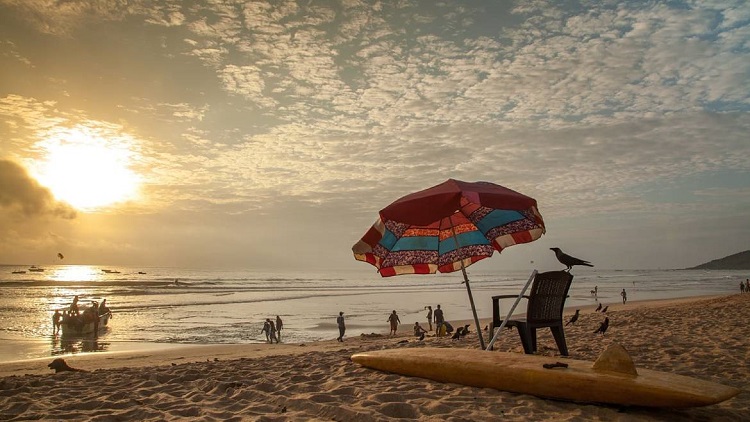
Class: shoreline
0,294,726,378
1,293,747,420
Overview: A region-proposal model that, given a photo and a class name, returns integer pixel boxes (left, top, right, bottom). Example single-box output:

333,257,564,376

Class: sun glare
33,125,142,211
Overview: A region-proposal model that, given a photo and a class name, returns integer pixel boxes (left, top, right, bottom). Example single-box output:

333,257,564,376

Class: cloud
0,159,76,218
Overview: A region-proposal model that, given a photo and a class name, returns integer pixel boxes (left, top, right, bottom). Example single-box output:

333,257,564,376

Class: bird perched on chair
594,317,609,335
601,306,609,313
565,309,580,326
595,303,602,312
550,248,593,271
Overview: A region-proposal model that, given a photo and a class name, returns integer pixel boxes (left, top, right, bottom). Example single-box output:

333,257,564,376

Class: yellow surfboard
351,345,740,408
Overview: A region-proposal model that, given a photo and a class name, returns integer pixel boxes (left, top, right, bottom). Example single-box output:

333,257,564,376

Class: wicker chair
491,271,574,356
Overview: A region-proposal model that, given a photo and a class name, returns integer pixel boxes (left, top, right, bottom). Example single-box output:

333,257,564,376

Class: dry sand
0,294,748,421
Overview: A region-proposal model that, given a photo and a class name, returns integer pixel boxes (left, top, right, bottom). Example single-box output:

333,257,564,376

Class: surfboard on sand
350,344,740,408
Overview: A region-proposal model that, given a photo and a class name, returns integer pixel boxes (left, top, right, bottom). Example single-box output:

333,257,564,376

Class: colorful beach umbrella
352,179,546,349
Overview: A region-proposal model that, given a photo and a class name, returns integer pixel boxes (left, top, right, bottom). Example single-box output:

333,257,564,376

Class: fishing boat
11,270,26,274
60,312,111,336
28,266,45,272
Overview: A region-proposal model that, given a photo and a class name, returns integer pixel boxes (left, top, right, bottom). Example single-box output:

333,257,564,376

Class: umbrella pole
450,222,486,350
459,263,486,350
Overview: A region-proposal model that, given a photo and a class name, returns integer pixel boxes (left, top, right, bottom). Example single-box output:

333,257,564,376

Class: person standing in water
275,315,283,341
336,311,346,342
621,288,628,304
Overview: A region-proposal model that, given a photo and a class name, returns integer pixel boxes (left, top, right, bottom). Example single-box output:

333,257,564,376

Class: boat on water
11,270,26,274
28,266,45,272
61,312,111,336
101,269,121,274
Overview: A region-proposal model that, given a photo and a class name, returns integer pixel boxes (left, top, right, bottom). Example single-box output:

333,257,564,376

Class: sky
1,0,748,272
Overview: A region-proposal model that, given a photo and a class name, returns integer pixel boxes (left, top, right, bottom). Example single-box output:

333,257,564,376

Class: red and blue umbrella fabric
352,179,545,349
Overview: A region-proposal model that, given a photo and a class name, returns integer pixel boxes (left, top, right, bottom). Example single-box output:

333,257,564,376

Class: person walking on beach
387,310,401,335
261,319,271,342
425,306,433,331
268,319,279,344
434,305,445,337
742,282,746,294
621,289,627,304
276,315,283,341
746,279,749,293
336,311,346,342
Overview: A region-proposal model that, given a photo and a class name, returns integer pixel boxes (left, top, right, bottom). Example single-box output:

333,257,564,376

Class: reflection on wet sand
51,334,110,355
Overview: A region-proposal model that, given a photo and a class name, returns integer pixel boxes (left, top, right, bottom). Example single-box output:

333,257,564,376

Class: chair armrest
492,295,529,301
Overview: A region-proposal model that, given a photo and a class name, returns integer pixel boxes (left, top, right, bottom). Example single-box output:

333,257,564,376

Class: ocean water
0,264,744,362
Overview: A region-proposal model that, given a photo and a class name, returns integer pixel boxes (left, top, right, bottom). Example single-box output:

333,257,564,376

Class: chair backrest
526,271,574,324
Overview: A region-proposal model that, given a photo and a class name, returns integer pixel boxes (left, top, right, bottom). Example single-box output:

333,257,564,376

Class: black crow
565,309,580,326
601,306,609,313
550,247,593,271
459,324,470,337
595,303,602,312
594,317,609,335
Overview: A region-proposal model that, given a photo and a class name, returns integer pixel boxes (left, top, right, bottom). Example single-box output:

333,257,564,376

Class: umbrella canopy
353,179,545,276
352,179,546,349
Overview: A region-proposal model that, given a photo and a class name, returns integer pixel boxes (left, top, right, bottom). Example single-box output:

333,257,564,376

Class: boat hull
350,347,740,408
61,313,111,336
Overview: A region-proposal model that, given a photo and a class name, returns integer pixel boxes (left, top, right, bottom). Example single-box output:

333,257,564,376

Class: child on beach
387,310,401,335
621,289,627,304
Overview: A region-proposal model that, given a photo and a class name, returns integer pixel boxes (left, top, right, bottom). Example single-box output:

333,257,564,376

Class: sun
33,125,142,210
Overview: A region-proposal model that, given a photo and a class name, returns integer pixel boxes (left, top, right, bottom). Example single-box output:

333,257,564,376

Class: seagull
565,309,580,326
595,303,602,312
550,248,594,271
594,317,610,335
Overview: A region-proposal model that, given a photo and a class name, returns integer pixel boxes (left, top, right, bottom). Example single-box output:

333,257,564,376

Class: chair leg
530,328,538,353
550,326,568,356
517,325,533,354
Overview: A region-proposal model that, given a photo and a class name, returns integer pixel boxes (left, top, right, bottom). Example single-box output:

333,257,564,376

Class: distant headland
688,250,750,270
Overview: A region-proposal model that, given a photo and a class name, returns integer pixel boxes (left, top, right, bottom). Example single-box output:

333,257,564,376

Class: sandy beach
1,294,748,421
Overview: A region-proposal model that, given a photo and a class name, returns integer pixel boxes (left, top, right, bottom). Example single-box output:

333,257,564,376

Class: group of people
741,279,750,293
260,315,283,344
333,304,454,342
52,295,112,335
425,304,453,337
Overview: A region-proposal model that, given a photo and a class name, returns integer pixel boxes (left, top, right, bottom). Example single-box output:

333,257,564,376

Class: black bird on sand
601,306,609,313
459,324,470,337
550,247,594,271
595,303,602,312
565,309,580,326
594,317,610,335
